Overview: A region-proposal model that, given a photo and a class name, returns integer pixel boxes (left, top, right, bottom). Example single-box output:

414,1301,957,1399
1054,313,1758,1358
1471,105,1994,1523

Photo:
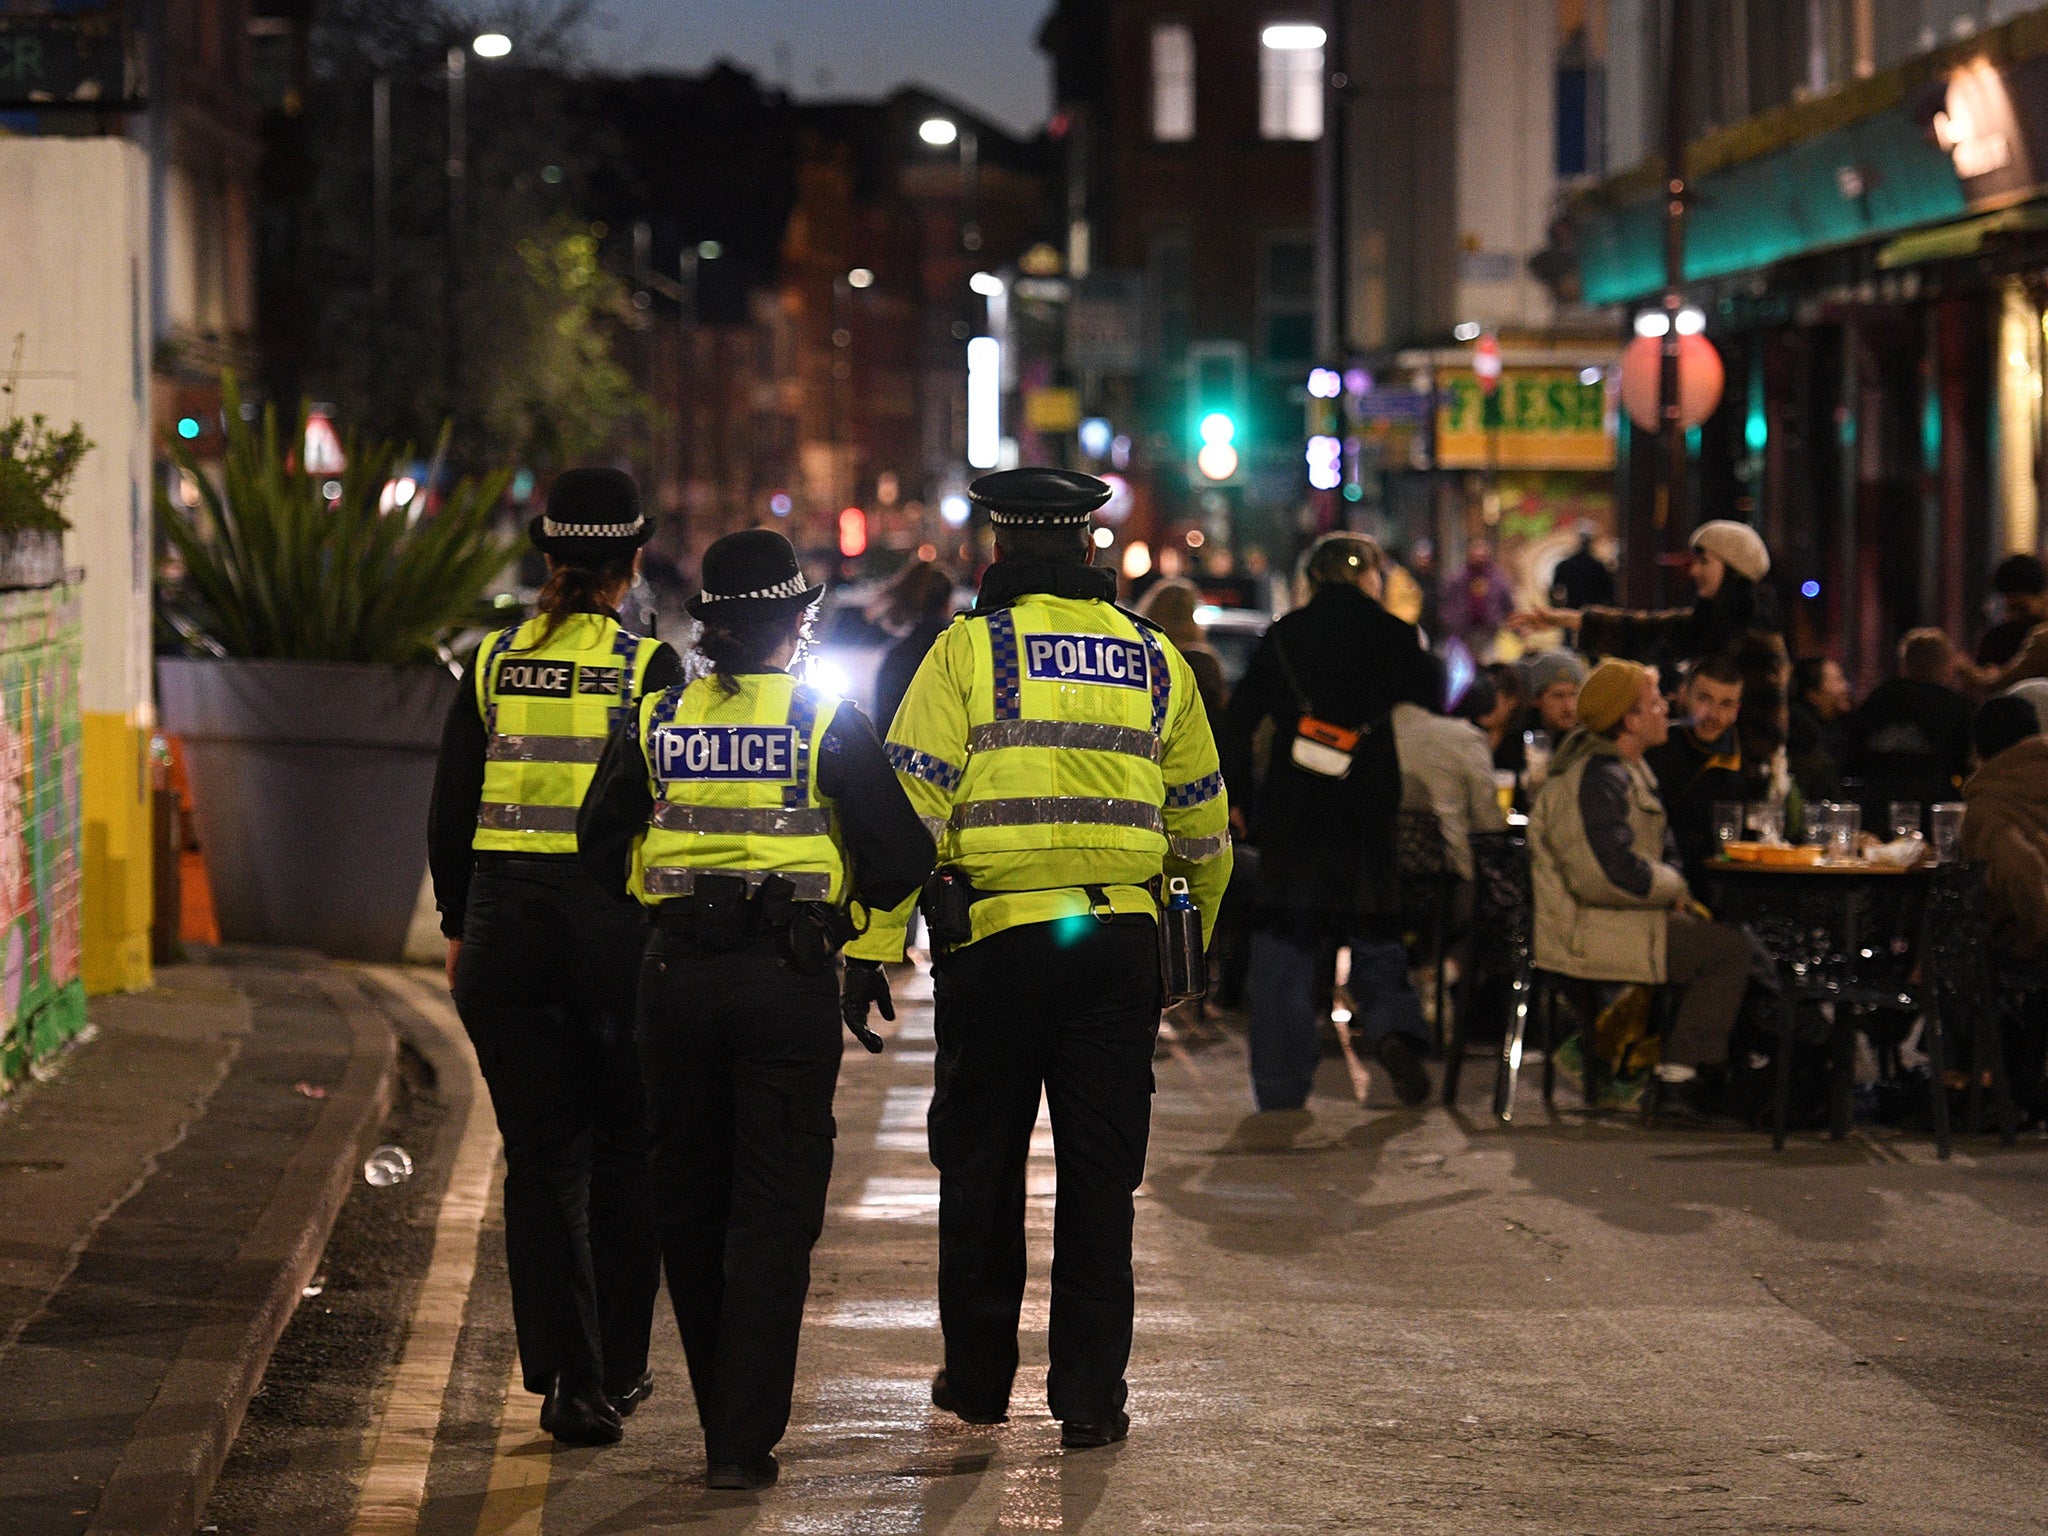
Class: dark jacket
426,631,684,940
1551,547,1616,610
1218,582,1437,925
1645,721,1746,887
873,616,950,737
1841,678,1974,804
1786,697,1844,803
1576,573,1779,676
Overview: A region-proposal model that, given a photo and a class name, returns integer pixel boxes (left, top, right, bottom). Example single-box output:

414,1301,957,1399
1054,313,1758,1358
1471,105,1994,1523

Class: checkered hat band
541,514,646,539
700,574,815,602
986,507,1094,526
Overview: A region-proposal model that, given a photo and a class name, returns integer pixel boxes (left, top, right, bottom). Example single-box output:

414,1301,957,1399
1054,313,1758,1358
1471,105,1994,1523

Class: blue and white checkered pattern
1165,770,1224,808
1140,630,1170,736
986,610,1022,721
886,742,964,793
785,685,820,807
608,624,643,727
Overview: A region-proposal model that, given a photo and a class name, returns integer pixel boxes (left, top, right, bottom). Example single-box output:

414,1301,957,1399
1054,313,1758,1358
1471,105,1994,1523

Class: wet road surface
206,964,2048,1534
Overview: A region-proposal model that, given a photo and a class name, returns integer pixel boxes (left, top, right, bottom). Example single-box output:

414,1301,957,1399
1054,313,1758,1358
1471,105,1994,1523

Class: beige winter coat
1962,735,2048,964
1530,731,1689,984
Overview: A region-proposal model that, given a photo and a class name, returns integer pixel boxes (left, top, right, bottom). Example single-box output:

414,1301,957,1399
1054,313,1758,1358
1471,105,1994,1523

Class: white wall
1455,0,1559,331
0,138,153,723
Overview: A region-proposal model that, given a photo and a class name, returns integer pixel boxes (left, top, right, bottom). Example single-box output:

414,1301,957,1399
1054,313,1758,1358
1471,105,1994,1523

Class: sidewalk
0,951,405,1536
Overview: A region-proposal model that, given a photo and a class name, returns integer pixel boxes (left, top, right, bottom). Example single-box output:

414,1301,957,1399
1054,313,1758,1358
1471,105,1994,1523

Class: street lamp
918,115,980,251
472,32,512,58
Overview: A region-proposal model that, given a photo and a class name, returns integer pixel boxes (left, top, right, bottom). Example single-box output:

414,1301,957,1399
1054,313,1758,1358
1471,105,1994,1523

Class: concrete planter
0,528,65,590
157,658,458,961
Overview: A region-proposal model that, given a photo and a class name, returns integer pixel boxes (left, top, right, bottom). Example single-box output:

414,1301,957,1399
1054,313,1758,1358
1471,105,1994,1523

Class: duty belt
949,796,1165,836
476,802,579,833
487,735,605,764
644,867,833,900
650,804,833,836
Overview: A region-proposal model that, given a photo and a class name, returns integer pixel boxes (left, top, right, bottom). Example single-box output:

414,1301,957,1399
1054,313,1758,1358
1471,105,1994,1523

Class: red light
838,506,868,558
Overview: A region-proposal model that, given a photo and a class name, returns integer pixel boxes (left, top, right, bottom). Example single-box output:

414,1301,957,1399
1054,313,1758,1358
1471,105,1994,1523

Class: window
1151,24,1195,142
1259,27,1323,141
1260,235,1315,366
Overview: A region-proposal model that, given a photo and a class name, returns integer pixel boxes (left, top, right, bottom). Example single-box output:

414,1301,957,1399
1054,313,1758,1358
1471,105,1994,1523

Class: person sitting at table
1521,649,1588,743
1529,660,1754,1120
1960,695,2048,1126
1646,654,1747,888
1842,628,1975,818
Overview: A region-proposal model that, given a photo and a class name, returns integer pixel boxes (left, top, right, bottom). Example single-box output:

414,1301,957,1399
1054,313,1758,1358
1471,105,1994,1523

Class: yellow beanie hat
1577,659,1654,734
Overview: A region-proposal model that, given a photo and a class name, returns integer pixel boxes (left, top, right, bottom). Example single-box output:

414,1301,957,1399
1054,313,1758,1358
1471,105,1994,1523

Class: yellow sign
1436,370,1613,471
1024,387,1082,433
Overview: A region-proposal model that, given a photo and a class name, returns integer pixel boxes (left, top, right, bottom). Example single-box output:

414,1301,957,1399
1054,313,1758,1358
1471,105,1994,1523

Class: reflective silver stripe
476,802,579,833
1169,834,1229,862
920,815,949,841
950,797,1165,835
643,867,832,899
650,804,832,837
487,734,605,764
966,719,1162,763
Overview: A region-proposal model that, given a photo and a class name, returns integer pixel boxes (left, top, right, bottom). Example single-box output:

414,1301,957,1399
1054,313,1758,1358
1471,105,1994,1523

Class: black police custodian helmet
969,468,1113,527
686,528,825,621
528,466,654,560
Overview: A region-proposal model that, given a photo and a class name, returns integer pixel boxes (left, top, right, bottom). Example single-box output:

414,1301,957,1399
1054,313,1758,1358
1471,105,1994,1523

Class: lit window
1152,24,1195,142
1260,26,1323,141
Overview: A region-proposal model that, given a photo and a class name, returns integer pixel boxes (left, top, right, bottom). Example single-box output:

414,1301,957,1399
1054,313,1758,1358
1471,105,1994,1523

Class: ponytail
695,613,805,696
518,552,638,650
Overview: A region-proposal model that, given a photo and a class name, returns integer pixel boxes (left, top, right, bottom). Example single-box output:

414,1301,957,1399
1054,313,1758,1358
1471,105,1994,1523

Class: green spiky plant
157,376,516,664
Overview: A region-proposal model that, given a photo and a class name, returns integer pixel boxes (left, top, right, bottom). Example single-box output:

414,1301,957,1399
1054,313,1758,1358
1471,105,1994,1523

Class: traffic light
838,506,868,558
1187,341,1246,483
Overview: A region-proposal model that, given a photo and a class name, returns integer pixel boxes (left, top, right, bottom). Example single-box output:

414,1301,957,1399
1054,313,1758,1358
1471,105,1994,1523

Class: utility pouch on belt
920,867,976,949
686,872,752,950
784,903,855,976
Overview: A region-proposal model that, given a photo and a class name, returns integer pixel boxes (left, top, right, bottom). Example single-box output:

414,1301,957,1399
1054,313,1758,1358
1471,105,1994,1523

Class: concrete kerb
84,965,400,1536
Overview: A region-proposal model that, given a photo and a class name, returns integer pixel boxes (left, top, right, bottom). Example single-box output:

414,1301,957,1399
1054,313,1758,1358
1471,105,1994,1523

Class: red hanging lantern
1619,333,1725,432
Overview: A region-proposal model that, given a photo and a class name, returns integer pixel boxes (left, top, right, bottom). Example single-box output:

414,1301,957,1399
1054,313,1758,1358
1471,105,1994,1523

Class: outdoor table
1700,858,1949,1155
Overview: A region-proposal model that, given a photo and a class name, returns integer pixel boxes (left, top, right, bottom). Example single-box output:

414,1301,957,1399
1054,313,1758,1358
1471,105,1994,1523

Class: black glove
840,959,894,1053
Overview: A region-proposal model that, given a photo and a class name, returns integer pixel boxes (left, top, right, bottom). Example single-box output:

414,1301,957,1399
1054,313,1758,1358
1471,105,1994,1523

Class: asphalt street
205,963,2048,1534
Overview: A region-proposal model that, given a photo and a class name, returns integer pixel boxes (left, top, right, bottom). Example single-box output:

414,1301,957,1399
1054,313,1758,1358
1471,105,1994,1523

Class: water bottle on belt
1158,877,1205,1005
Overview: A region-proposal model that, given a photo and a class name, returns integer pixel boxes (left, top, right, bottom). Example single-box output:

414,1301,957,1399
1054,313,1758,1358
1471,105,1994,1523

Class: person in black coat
870,558,958,733
1842,627,1977,819
1218,533,1440,1112
1549,523,1617,611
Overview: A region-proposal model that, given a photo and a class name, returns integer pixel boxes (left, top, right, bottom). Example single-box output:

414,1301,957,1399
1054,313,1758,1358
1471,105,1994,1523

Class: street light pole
1655,0,1691,606
445,44,466,430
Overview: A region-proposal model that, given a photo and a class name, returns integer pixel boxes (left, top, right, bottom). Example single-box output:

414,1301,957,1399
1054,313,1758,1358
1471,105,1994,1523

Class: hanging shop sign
1435,368,1613,472
0,15,143,109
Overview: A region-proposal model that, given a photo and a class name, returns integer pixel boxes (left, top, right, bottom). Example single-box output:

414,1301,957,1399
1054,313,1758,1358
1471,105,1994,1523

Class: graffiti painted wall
0,582,84,1090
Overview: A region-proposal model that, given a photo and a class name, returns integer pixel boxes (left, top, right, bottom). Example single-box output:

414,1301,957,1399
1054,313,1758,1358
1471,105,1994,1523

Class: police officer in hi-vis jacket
427,468,677,1446
843,468,1231,1451
578,528,933,1490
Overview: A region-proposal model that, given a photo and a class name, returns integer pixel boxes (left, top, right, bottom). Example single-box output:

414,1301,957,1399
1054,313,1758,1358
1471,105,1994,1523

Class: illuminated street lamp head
471,32,512,57
968,271,1005,297
1261,22,1327,49
919,117,959,147
847,267,875,289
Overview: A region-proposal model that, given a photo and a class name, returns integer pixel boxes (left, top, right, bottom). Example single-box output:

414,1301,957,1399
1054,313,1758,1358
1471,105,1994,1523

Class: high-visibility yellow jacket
629,672,847,905
846,593,1231,958
473,613,662,855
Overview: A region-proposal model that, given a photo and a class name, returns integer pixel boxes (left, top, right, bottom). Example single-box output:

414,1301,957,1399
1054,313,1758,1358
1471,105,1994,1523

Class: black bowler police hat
528,467,655,559
969,468,1113,527
686,528,826,621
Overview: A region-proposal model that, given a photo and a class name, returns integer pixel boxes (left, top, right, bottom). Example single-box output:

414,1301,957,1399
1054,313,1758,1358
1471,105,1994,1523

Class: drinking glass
1826,802,1861,861
1888,801,1923,842
1494,771,1517,816
1522,730,1553,792
1712,801,1745,851
1931,802,1966,863
1746,801,1785,846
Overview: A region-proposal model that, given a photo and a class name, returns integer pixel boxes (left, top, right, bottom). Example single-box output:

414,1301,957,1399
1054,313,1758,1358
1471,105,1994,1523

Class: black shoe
1060,1410,1131,1449
608,1370,654,1418
931,1370,1007,1425
539,1375,623,1447
706,1454,779,1490
1374,1034,1432,1107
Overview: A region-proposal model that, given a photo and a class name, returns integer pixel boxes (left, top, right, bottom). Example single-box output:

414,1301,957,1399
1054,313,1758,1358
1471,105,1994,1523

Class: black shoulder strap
1115,603,1166,637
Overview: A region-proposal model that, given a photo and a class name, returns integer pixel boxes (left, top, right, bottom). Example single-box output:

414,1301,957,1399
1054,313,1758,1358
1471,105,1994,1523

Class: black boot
1373,1034,1432,1107
931,1369,1008,1425
1060,1410,1131,1449
706,1454,779,1490
540,1374,624,1447
608,1370,655,1418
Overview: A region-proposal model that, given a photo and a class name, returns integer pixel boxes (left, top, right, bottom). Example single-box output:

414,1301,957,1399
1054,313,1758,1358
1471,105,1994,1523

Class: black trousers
451,859,660,1398
929,916,1161,1424
638,929,841,1464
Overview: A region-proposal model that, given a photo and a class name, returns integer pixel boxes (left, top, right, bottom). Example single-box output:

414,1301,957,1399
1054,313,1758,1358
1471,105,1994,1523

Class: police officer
427,468,676,1446
578,528,934,1490
843,469,1232,1450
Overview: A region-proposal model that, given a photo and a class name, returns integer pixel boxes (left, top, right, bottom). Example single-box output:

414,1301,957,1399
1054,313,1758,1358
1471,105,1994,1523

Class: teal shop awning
1578,108,1971,306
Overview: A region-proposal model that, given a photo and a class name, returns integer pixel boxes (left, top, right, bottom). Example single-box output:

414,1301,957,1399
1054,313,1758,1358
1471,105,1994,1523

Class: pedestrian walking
1218,532,1441,1112
1442,536,1517,656
577,528,934,1490
872,557,958,733
1550,522,1617,610
427,468,676,1446
843,468,1231,1451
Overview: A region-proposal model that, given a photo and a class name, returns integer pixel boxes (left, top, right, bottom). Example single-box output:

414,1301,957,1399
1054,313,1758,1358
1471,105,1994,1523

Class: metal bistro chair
1922,860,2044,1148
1440,829,1542,1119
1395,806,1459,1054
